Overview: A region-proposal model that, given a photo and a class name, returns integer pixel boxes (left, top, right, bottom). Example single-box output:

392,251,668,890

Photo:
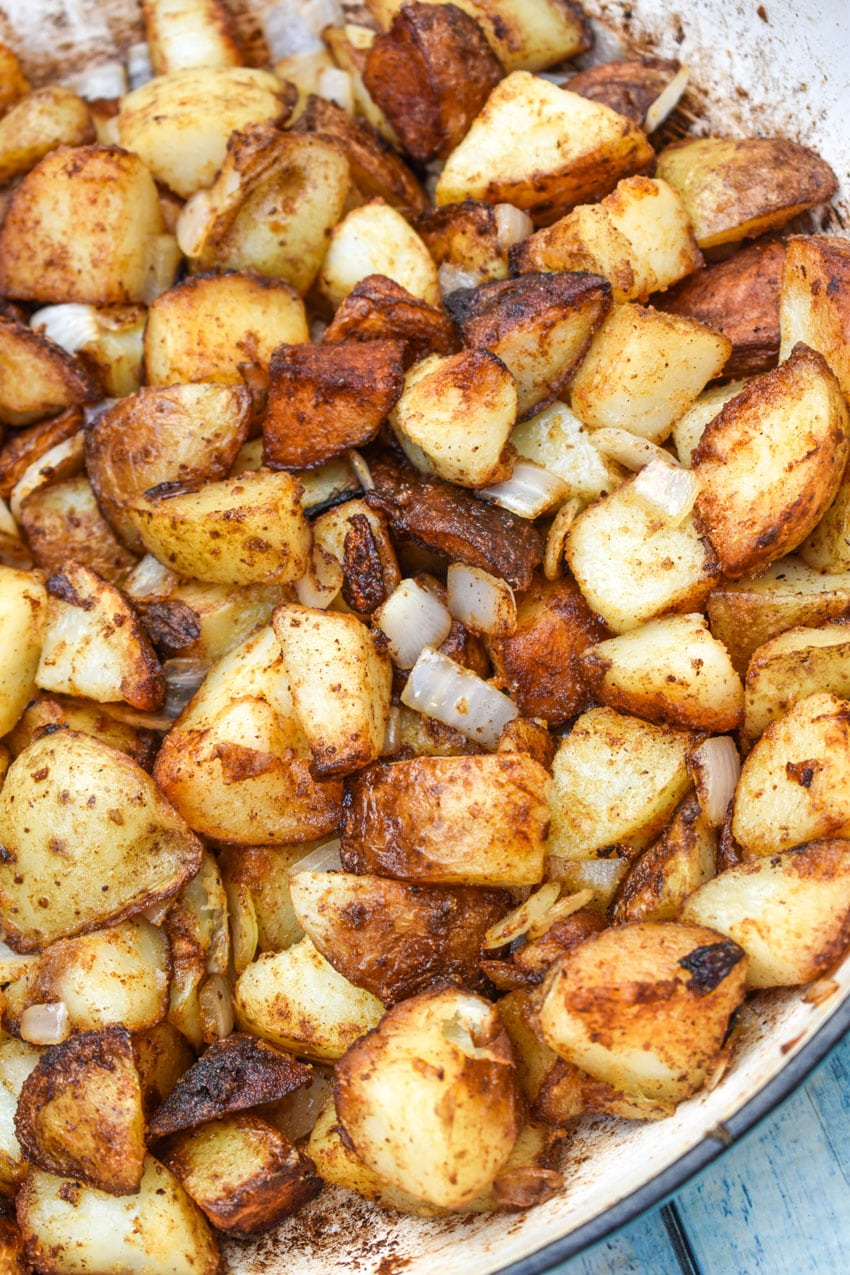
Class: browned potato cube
0,86,93,185
363,1,503,164
612,794,717,923
19,476,138,582
318,198,440,310
693,344,850,579
414,199,510,284
15,1027,144,1195
323,273,459,367
264,340,404,470
0,316,99,426
780,234,850,403
565,57,684,127
743,623,850,748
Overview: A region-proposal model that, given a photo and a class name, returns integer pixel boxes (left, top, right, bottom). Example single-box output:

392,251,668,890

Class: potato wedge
335,986,521,1208
0,732,202,951
318,198,440,310
612,795,717,923
0,566,45,737
0,315,99,427
743,623,850,747
0,86,92,185
780,234,850,403
693,343,850,578
510,400,626,503
19,476,138,582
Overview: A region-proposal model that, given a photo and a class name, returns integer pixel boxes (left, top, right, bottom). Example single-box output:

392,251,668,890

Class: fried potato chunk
743,623,850,748
693,343,850,579
564,57,683,127
0,86,93,185
612,795,717,923
323,273,458,366
0,566,45,737
19,475,138,581
780,234,850,402
0,316,99,426
318,198,441,309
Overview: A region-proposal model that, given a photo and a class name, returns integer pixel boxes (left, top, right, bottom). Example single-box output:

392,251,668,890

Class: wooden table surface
554,1030,850,1275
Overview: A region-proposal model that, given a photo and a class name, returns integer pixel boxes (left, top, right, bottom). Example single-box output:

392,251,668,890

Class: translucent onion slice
401,646,519,750
142,234,182,305
123,553,180,600
289,839,343,876
645,64,690,133
295,544,344,610
198,974,234,1042
348,448,374,492
483,882,561,949
446,563,516,637
543,497,581,581
30,303,100,355
10,432,85,523
631,459,701,525
382,704,401,756
527,888,594,939
73,60,128,100
478,459,569,518
317,66,353,112
163,657,211,719
494,203,534,252
689,735,741,828
20,1001,70,1046
126,41,153,88
374,579,452,669
176,190,212,257
438,262,484,296
261,0,343,59
591,427,679,472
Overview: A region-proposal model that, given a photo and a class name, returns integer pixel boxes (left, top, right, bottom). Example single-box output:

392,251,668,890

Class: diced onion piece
295,544,344,610
527,888,594,938
126,41,154,88
123,554,180,601
645,64,690,133
289,839,343,876
543,497,581,581
591,427,679,472
318,66,353,112
401,646,519,750
199,974,234,1042
438,262,484,296
348,448,374,492
494,203,534,252
262,0,342,59
310,318,328,342
142,899,172,926
163,657,211,719
689,735,741,828
10,432,85,523
483,882,561,949
99,704,175,731
142,234,182,305
447,563,516,637
0,497,21,542
374,578,452,669
73,60,128,100
83,400,119,428
803,978,840,1007
176,190,213,258
382,704,402,755
478,459,569,518
20,1002,70,1046
30,304,100,355
631,459,701,525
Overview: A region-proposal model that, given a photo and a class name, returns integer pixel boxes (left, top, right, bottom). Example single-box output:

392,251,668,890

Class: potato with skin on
436,72,654,226
36,564,164,710
580,613,743,733
681,839,850,989
318,198,441,310
0,146,167,305
732,691,850,858
0,316,100,427
390,349,516,487
0,567,45,738
117,66,294,198
0,1039,42,1195
655,136,838,250
235,936,384,1063
264,339,405,471
612,794,717,923
342,753,550,885
336,985,520,1208
672,382,748,468
780,234,850,402
445,271,612,419
415,200,512,285
743,623,850,748
0,86,93,185
564,57,684,127
14,1027,145,1196
693,343,850,579
0,731,202,952
7,693,158,771
547,705,695,861
510,400,626,503
272,604,392,778
144,273,308,387
569,303,731,444
18,1157,221,1275
142,0,242,74
323,273,459,367
536,921,747,1103
21,476,139,582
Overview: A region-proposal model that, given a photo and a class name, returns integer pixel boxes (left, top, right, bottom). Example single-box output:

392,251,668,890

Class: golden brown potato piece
0,407,80,500
0,565,45,739
323,273,459,367
149,1035,311,1139
414,199,510,284
436,72,655,226
133,1023,196,1121
264,340,404,470
693,344,850,579
217,843,307,955
144,273,308,387
0,145,167,305
318,198,441,310
445,271,611,418
19,475,138,582
612,794,717,923
496,717,557,770
85,382,252,552
142,0,242,74
564,57,683,126
341,753,551,885
335,985,521,1208
7,693,158,772
296,93,428,214
780,234,850,402
655,137,838,249
159,1113,321,1236
0,316,99,427
15,1027,144,1196
289,871,509,1001
363,2,503,164
657,239,785,378
742,623,850,748
0,86,93,186
0,43,29,116
486,573,605,725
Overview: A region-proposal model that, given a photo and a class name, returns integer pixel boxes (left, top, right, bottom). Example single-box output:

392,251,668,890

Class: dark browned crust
341,514,387,615
0,314,101,424
0,406,82,500
656,239,785,378
264,340,405,471
414,199,501,275
19,475,139,583
149,1035,312,1139
363,2,503,164
295,94,428,215
564,57,682,126
678,938,745,994
138,599,203,658
366,455,543,591
323,274,459,369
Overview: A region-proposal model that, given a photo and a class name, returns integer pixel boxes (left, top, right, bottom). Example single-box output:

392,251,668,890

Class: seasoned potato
20,476,138,582
445,271,611,419
580,613,743,732
414,199,511,284
142,0,242,74
537,921,746,1103
234,937,384,1062
133,1023,195,1119
318,198,441,309
0,731,202,951
0,86,92,186
0,566,45,737
0,1039,42,1195
0,146,168,305
510,399,626,502
18,1158,220,1275
139,579,287,663
0,315,99,426
218,843,308,954
335,986,521,1208
612,795,717,923
322,273,459,366
144,273,308,386
732,691,850,857
780,234,850,403
341,753,551,885
693,344,849,578
565,56,684,127
435,73,654,226
569,303,731,443
117,67,293,198
0,43,29,116
303,497,400,615
655,136,838,249
671,381,748,468
14,1027,145,1195
681,839,850,988
743,623,850,747
547,706,694,860
7,693,157,772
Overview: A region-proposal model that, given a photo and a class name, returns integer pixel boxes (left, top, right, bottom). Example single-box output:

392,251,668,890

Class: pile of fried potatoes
0,0,848,1268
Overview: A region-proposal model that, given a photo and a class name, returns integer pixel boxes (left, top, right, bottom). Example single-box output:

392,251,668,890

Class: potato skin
564,57,681,125
323,274,459,368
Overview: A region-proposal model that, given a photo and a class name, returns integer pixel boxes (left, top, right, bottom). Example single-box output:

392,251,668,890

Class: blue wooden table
553,1031,850,1274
